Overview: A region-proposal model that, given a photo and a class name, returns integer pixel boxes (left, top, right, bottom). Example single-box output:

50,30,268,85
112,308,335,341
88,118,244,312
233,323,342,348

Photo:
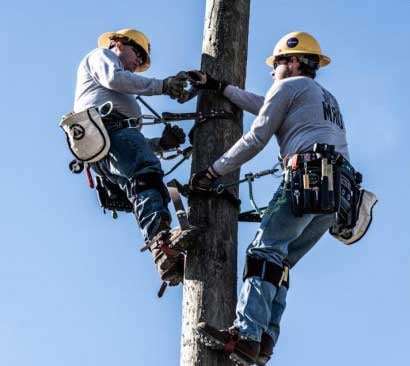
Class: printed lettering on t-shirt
321,89,345,130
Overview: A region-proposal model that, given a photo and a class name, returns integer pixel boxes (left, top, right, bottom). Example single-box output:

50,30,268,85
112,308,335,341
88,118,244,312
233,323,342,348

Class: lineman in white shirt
73,28,196,288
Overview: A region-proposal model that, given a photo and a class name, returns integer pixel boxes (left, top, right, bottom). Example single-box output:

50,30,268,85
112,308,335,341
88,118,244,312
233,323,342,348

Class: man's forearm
223,85,264,115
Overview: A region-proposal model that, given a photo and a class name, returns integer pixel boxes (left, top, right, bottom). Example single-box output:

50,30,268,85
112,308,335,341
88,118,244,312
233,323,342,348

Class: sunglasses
122,40,147,63
273,55,293,69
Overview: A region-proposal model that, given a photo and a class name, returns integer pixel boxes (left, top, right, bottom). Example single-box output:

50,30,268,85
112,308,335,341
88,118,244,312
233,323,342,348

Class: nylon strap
243,255,289,289
224,339,238,354
166,179,241,209
167,180,190,230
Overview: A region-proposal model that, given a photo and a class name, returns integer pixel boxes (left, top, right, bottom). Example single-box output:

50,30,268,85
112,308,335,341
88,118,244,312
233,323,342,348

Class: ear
116,41,123,50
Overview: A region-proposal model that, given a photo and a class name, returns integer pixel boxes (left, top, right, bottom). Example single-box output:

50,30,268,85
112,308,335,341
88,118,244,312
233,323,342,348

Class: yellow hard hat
98,28,151,72
266,31,331,68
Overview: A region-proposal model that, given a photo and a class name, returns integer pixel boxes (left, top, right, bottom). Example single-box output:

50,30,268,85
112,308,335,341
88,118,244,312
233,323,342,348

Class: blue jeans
234,184,335,343
93,128,171,241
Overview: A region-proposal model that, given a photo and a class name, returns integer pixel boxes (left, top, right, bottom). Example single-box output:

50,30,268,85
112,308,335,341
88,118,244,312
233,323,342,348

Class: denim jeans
92,128,171,241
234,184,335,343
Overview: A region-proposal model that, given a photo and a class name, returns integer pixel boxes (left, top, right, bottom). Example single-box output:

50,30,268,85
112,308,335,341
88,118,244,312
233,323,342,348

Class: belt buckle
125,117,141,128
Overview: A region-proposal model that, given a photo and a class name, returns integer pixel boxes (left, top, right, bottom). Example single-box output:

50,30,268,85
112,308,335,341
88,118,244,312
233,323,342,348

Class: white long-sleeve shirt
74,48,163,117
213,77,350,176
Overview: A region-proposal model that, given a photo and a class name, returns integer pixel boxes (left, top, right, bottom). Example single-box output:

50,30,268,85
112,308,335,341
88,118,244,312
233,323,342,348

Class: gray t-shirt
213,76,349,175
73,48,163,117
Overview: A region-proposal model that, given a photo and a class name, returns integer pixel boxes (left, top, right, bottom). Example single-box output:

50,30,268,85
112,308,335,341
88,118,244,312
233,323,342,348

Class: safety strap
141,110,234,126
237,208,267,222
162,146,193,177
103,117,142,132
243,255,289,289
169,179,241,209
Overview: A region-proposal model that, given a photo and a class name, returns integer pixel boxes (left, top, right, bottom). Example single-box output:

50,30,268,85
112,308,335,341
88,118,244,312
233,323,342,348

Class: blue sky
0,1,409,365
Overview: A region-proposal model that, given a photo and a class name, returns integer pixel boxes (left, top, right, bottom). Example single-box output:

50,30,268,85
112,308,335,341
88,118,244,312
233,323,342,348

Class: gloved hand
159,124,186,150
189,166,220,192
186,70,228,92
162,72,189,100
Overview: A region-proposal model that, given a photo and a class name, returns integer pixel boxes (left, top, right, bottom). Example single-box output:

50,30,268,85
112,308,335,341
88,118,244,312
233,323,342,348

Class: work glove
186,70,228,93
159,124,186,150
189,166,220,193
162,72,190,100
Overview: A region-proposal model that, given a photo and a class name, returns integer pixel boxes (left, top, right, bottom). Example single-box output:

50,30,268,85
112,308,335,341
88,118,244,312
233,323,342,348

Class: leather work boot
149,226,198,270
255,333,274,366
150,230,181,272
196,322,260,366
160,253,184,285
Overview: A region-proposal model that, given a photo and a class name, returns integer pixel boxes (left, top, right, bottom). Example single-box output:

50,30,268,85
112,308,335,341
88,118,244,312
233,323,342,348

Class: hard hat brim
97,31,151,72
266,52,331,68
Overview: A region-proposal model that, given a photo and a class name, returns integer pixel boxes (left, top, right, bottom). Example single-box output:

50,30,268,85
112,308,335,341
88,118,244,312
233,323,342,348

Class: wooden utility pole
181,1,250,365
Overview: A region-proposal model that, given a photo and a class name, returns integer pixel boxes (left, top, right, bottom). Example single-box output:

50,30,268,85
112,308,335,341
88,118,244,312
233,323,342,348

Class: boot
255,333,274,366
196,322,260,366
155,253,184,298
157,252,184,284
148,223,199,273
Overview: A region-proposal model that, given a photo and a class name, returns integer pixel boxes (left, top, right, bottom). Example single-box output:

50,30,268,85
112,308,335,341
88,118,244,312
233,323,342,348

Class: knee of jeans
246,230,289,265
134,189,167,212
132,172,167,192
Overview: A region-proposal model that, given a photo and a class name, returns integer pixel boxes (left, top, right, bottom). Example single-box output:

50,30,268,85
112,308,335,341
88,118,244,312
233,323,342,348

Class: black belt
103,117,142,132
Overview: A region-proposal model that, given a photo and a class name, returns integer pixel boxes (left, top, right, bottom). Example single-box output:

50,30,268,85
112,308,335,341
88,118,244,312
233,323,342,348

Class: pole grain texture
180,1,250,365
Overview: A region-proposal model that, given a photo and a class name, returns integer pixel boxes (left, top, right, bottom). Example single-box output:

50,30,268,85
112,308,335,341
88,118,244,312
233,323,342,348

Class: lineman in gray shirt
188,32,349,365
73,29,196,288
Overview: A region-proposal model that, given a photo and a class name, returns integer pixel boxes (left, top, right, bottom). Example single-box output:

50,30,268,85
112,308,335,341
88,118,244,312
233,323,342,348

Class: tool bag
95,176,133,214
287,144,362,224
60,102,112,163
329,189,377,245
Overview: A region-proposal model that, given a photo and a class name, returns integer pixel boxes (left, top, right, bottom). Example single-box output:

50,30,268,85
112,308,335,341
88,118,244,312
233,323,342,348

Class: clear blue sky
1,1,409,365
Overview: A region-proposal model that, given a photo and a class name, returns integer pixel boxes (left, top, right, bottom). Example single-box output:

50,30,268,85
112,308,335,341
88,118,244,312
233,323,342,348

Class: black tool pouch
289,159,335,217
95,176,133,213
334,161,362,229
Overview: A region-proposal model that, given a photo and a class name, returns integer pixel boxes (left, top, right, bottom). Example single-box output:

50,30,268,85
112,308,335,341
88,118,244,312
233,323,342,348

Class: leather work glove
186,70,228,93
189,166,220,192
159,124,186,150
162,72,189,100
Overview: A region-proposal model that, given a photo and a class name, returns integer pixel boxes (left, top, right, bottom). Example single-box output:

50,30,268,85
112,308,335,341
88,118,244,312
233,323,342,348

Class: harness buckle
124,117,142,128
